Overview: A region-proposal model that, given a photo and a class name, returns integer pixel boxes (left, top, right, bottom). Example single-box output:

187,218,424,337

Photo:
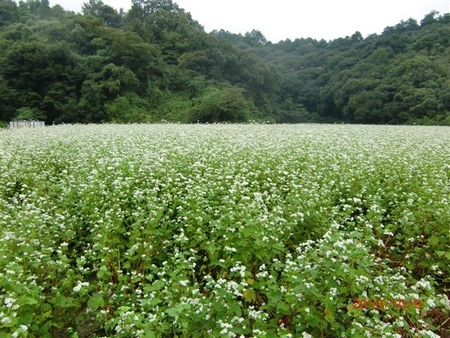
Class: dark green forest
1,0,449,125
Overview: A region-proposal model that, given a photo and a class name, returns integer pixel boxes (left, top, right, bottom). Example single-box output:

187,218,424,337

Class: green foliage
221,12,449,125
0,124,449,337
105,93,154,123
0,0,18,27
276,98,314,123
82,0,122,27
14,107,41,120
189,85,251,123
0,1,449,125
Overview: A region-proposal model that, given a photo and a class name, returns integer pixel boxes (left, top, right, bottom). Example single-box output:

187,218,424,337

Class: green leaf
87,294,104,311
144,330,156,338
349,231,363,239
347,303,355,313
436,251,445,257
230,302,242,317
20,311,34,325
20,296,38,305
52,295,77,308
276,302,290,312
243,289,256,302
166,307,179,318
166,304,189,318
324,307,335,323
150,297,162,307
428,235,439,246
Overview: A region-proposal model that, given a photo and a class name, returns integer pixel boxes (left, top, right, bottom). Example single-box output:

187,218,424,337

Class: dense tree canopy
0,0,449,125
224,14,450,125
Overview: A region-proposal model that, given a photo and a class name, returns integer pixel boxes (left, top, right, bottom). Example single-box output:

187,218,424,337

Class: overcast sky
53,0,450,42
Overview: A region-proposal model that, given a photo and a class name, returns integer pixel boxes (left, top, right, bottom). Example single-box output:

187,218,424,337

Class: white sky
53,0,450,42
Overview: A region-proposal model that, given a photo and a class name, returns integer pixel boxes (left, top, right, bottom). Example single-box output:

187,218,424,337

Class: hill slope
0,0,449,125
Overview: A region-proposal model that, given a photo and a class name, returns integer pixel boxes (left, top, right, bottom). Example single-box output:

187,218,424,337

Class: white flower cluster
73,281,90,293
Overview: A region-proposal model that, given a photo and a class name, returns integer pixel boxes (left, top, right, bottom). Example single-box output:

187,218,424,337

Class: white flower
1,317,11,324
4,298,15,308
418,330,441,338
73,281,89,292
426,299,436,308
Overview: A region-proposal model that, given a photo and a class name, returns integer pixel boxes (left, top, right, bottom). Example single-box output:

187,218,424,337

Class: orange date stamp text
352,298,421,310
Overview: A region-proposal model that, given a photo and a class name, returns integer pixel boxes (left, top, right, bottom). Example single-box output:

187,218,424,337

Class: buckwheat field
0,124,449,338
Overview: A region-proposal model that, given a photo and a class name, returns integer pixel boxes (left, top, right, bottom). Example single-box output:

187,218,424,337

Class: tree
244,29,267,46
17,0,51,19
420,10,439,27
82,0,122,27
77,63,140,122
0,0,18,26
343,90,388,123
189,85,252,123
0,75,16,121
1,41,79,123
131,0,179,16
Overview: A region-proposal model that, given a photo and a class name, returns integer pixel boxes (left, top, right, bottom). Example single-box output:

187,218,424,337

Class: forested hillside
0,0,449,125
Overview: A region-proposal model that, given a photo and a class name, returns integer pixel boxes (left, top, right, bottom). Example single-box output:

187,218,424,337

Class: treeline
0,0,449,125
216,12,450,124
